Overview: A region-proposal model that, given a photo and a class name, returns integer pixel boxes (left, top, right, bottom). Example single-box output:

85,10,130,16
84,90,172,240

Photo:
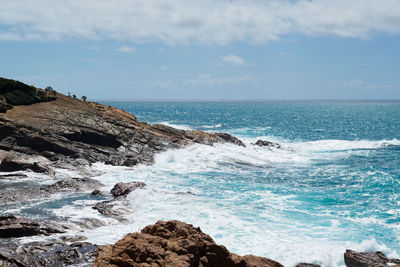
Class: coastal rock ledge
93,220,283,267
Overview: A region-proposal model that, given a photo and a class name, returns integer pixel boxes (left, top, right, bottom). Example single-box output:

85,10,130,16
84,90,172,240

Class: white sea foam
8,134,399,267
156,121,193,130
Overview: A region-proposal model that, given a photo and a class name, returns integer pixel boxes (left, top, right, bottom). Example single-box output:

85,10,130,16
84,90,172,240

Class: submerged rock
296,263,321,267
0,215,66,238
0,240,98,267
344,249,400,267
93,220,283,267
110,181,146,197
254,140,281,149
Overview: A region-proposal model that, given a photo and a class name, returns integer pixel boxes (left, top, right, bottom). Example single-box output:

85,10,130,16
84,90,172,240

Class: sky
0,0,399,100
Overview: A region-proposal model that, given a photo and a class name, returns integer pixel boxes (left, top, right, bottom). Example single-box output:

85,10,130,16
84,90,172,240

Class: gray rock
0,240,98,267
254,140,281,148
0,215,66,238
43,177,103,193
0,157,49,173
296,263,321,267
110,181,146,197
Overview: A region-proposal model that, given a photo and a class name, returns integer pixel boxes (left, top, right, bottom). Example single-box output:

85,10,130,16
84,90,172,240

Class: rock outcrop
344,249,400,267
0,78,245,167
0,215,66,238
93,220,283,267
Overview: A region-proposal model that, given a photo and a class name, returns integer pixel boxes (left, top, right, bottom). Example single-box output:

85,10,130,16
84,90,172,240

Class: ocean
4,101,400,266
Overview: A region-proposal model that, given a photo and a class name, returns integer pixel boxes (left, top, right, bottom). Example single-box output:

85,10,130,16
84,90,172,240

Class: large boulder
93,220,283,267
344,249,400,267
0,215,66,238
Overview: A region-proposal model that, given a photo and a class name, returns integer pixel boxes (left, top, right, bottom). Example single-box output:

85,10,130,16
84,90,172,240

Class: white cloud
183,74,254,87
161,66,168,71
221,54,245,66
343,80,393,89
116,45,136,53
0,0,400,44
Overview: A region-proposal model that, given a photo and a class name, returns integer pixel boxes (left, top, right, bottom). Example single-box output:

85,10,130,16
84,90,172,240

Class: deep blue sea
97,101,400,266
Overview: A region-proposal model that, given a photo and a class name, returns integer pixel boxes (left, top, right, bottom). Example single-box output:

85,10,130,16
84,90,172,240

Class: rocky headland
1,77,399,267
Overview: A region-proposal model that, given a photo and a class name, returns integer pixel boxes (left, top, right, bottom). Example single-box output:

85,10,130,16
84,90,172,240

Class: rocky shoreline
1,77,399,267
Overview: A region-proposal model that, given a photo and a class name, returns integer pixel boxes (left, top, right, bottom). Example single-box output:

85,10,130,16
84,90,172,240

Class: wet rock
0,157,49,173
254,140,281,149
0,173,28,178
0,240,98,267
91,189,102,196
93,220,283,267
0,215,66,238
110,181,146,197
296,263,321,267
92,198,130,221
43,177,103,193
215,132,246,147
344,249,400,267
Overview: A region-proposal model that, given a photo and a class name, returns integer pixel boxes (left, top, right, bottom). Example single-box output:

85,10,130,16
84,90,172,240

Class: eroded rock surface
0,240,98,267
0,215,66,238
43,177,103,193
0,157,49,173
344,249,400,267
93,220,283,267
0,79,245,167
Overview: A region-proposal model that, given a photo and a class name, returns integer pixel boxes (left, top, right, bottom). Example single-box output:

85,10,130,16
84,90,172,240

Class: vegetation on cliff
0,77,56,113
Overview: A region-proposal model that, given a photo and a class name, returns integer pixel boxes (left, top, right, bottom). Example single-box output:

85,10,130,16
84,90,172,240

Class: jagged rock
254,140,281,149
43,178,103,193
296,263,321,267
0,215,66,238
110,181,146,197
0,240,98,267
0,157,49,173
92,198,130,221
344,249,400,267
93,220,283,267
0,78,245,167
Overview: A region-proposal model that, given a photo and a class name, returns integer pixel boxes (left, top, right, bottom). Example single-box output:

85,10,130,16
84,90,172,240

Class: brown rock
93,220,283,267
344,249,400,267
0,78,245,167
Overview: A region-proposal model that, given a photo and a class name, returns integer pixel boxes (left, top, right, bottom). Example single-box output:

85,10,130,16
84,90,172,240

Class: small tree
45,86,53,92
72,94,76,99
81,96,87,102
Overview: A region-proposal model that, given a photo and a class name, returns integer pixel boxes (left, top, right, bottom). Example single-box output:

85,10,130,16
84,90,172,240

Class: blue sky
0,0,399,100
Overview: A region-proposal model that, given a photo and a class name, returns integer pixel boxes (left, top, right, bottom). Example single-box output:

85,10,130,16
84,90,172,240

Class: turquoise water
97,101,400,266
